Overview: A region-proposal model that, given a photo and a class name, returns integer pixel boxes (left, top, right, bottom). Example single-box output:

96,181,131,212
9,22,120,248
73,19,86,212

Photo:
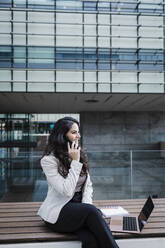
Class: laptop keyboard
123,216,138,231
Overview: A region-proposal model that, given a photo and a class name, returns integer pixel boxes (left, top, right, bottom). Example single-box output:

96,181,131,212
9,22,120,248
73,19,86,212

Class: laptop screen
138,196,154,231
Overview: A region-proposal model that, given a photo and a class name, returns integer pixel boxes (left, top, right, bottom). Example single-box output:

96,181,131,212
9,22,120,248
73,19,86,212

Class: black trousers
45,195,119,248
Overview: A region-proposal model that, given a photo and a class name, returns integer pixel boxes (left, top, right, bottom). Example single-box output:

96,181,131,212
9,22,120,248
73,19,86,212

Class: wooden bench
0,198,165,244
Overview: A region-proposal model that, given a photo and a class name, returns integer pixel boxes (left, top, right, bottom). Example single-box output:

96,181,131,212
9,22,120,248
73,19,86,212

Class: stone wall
80,111,165,152
80,112,165,200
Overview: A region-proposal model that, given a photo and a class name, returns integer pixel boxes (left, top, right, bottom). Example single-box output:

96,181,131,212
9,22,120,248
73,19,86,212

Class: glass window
98,62,110,70
84,37,96,47
28,23,54,35
56,61,82,70
0,46,11,68
84,62,96,70
56,0,82,11
28,0,54,9
139,50,163,62
111,2,138,13
56,71,82,82
13,70,26,81
112,15,137,25
112,38,137,49
56,24,82,35
56,36,82,47
13,0,26,8
13,46,26,68
0,0,11,8
56,47,82,69
28,70,54,82
139,38,163,49
98,72,110,82
13,82,26,92
139,63,163,71
28,35,54,46
0,83,11,91
112,72,137,83
56,13,82,24
112,49,137,62
139,72,163,83
0,11,11,21
85,71,96,82
112,62,137,70
138,3,162,14
56,83,82,92
28,47,54,69
28,12,54,22
84,48,96,60
28,83,54,92
98,49,110,60
84,1,96,11
98,2,110,12
56,47,83,60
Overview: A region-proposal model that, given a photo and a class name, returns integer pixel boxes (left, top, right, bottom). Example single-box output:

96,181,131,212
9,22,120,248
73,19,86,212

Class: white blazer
37,154,93,224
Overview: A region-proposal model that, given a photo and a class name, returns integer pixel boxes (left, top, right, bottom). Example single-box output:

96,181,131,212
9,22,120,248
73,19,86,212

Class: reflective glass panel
84,1,97,11
28,47,54,69
139,63,163,71
98,62,110,70
14,46,26,68
111,2,138,13
56,47,83,60
56,61,82,69
28,0,54,9
98,2,110,12
84,62,97,70
56,0,82,11
84,48,96,60
139,3,163,14
0,46,11,68
0,0,11,8
13,0,26,8
112,62,137,70
139,50,163,62
98,49,110,60
112,49,137,62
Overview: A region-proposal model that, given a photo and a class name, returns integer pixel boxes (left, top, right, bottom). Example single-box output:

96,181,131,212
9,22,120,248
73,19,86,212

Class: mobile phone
65,136,72,146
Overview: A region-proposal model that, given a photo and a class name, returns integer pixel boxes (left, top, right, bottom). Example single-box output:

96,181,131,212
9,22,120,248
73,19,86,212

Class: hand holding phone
67,140,80,162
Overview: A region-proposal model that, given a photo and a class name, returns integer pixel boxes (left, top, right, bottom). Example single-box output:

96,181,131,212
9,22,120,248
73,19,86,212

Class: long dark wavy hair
43,117,89,178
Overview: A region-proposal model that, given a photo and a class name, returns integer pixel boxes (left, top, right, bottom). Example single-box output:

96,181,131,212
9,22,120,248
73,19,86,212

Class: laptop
110,196,154,233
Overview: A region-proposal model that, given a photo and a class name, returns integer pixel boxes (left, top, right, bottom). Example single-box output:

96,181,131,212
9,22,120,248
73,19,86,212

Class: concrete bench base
0,238,165,248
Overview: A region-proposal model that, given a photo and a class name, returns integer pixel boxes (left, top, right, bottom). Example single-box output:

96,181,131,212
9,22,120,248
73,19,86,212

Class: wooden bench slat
0,216,40,222
0,212,38,217
0,212,165,219
1,205,165,212
0,232,77,243
0,226,51,234
0,221,43,228
0,208,38,213
0,204,41,209
1,223,165,234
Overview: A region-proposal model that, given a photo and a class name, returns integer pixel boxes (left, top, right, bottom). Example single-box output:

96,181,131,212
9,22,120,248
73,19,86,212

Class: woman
37,116,119,248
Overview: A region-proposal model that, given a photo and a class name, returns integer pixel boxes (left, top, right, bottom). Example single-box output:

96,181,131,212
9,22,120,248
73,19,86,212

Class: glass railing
0,150,165,202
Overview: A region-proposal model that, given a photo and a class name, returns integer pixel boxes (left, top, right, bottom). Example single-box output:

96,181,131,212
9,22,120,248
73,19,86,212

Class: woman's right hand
67,140,80,162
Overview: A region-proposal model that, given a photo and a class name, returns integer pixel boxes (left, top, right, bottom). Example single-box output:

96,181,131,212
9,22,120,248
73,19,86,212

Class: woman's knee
83,204,102,216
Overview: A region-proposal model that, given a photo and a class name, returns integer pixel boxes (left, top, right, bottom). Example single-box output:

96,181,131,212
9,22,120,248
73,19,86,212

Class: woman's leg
75,228,99,248
45,202,119,248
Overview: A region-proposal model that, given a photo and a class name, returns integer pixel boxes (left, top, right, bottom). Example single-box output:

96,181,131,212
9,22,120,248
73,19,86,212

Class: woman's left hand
67,140,80,162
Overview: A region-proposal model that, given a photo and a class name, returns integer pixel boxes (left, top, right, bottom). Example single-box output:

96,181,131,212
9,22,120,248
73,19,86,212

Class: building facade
0,0,165,97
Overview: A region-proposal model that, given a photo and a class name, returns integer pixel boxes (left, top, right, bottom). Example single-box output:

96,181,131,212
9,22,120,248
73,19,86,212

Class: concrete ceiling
0,92,165,113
